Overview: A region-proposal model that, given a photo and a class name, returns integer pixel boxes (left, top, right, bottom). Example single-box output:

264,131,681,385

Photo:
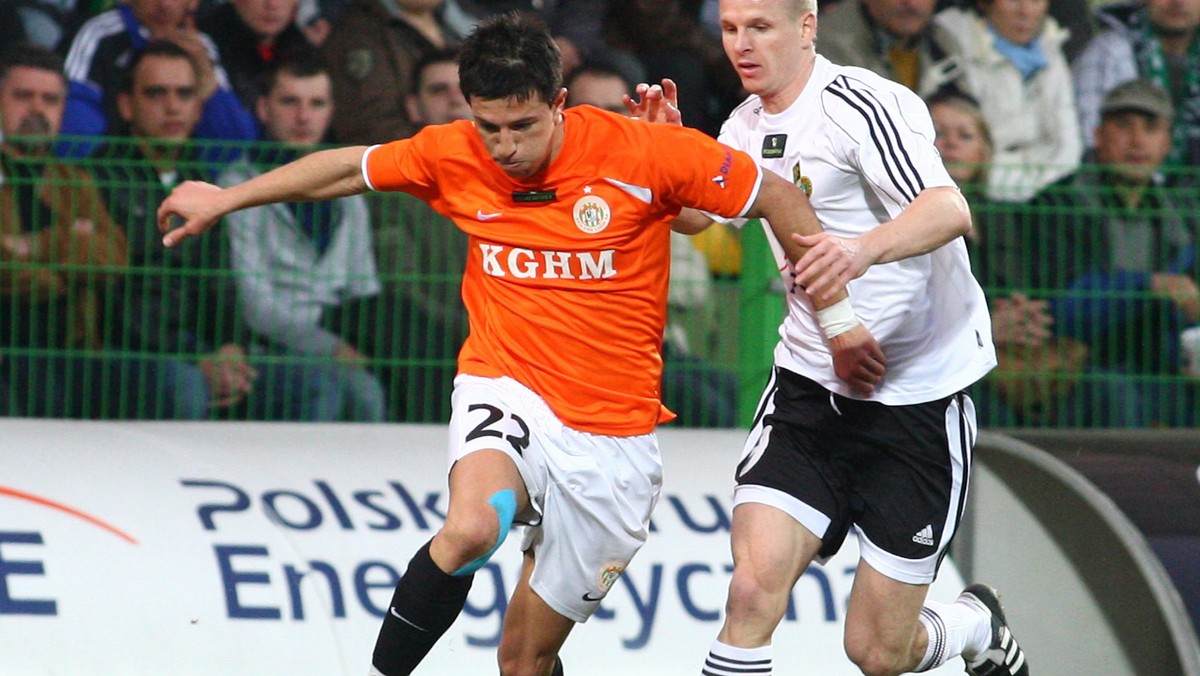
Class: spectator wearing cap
1022,78,1200,427
1072,0,1200,169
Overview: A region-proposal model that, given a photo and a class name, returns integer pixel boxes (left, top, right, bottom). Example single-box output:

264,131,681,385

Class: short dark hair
259,47,330,98
121,40,199,93
0,42,65,87
457,12,561,105
410,48,459,96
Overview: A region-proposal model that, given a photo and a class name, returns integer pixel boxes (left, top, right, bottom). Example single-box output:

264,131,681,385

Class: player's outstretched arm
792,186,971,301
159,146,370,247
750,171,886,394
746,172,838,293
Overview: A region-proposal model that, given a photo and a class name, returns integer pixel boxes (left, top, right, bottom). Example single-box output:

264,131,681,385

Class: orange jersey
363,106,762,435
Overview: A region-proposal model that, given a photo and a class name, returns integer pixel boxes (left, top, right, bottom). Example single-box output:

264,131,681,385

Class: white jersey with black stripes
717,55,996,405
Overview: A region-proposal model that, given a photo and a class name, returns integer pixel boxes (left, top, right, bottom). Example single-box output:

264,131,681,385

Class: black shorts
734,367,975,584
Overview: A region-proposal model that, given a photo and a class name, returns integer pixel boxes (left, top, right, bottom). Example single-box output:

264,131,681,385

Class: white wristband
815,297,860,339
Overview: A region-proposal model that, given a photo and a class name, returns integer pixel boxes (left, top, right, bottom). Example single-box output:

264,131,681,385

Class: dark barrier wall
1008,430,1200,639
960,431,1200,675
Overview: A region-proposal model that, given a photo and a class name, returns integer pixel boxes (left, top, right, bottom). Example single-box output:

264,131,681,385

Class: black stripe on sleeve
826,75,925,202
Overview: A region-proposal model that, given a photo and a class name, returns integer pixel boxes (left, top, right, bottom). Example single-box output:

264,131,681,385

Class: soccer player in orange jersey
157,13,884,676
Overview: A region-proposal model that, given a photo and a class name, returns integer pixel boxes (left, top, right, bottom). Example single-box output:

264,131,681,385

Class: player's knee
497,647,558,676
438,513,495,558
724,570,786,626
440,489,517,575
844,637,909,676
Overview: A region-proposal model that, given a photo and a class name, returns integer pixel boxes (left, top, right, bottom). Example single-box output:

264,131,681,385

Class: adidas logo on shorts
912,524,935,546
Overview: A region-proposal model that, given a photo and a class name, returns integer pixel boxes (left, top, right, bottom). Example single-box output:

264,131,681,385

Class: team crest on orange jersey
573,194,611,234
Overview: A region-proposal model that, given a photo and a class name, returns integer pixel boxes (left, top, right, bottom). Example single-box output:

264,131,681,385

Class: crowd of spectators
2,0,1199,427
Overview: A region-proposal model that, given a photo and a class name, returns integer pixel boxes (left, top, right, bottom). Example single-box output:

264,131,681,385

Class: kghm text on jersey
477,244,617,279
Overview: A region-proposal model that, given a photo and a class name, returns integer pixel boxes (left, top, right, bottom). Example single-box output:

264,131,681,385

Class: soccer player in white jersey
631,0,1030,673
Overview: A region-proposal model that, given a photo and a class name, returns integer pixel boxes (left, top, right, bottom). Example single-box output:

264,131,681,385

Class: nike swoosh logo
476,209,503,221
390,607,428,632
602,178,653,204
581,592,606,602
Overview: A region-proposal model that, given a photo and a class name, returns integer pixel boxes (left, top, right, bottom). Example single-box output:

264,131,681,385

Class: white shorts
447,374,664,622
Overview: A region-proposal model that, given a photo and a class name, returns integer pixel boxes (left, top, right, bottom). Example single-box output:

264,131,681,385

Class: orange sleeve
361,125,444,202
648,124,762,219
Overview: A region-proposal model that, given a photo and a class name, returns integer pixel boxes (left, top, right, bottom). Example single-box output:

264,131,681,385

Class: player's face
470,90,567,179
931,102,990,185
1094,111,1173,184
719,0,815,112
118,55,202,142
0,66,65,146
258,72,333,146
981,0,1047,45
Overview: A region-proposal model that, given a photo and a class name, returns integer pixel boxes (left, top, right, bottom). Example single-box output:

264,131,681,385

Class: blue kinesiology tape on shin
452,489,517,576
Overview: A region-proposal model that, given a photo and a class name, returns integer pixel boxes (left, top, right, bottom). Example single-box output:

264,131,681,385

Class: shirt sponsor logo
762,133,787,158
477,244,617,280
511,190,557,203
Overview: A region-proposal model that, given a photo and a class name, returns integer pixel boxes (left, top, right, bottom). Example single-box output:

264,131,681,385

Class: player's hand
828,324,885,396
624,79,682,126
158,181,224,247
792,231,871,302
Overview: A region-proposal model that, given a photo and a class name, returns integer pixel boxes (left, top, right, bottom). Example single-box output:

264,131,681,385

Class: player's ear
553,88,568,113
802,9,817,39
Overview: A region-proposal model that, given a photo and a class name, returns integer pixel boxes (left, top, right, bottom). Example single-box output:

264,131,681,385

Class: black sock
371,541,474,675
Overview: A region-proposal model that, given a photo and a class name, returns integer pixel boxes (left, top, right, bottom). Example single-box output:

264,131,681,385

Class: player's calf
370,489,518,674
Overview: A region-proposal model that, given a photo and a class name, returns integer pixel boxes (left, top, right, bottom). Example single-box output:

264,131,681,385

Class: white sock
702,639,773,675
915,598,991,671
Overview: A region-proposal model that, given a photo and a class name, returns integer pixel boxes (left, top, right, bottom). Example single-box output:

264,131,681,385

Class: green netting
2,137,1198,427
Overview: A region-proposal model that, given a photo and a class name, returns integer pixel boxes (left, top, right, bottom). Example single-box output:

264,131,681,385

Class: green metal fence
2,138,1198,428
